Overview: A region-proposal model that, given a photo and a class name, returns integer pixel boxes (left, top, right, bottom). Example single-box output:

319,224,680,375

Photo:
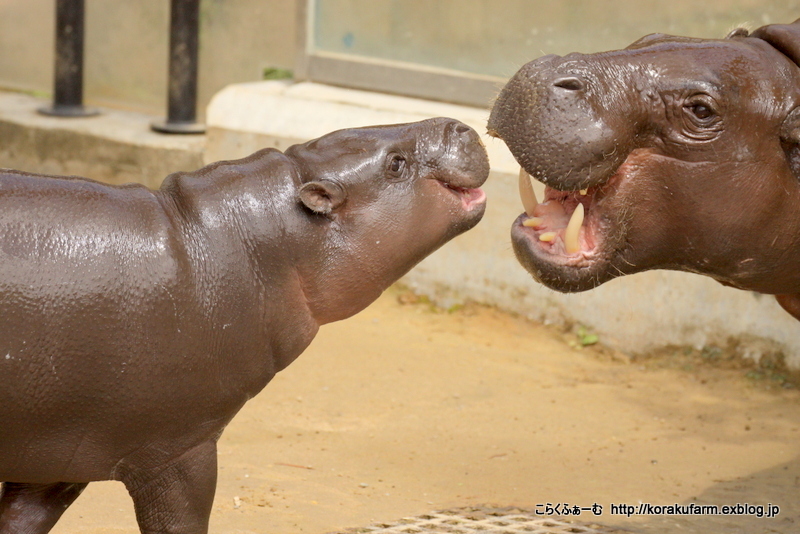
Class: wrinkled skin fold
487,18,800,321
0,117,488,534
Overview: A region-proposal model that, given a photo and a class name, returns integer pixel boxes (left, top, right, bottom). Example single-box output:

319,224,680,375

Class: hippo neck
158,151,321,379
667,163,800,295
289,207,437,326
158,154,373,327
292,233,391,325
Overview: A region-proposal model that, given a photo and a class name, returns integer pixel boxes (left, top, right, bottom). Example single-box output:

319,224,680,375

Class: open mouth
514,166,613,265
437,180,487,212
450,182,487,211
505,146,651,292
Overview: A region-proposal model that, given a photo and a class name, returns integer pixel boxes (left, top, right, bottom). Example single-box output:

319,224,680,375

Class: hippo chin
0,117,488,534
488,18,800,320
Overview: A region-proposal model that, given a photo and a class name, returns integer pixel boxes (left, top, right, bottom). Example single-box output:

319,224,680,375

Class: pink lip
460,187,486,210
437,179,486,211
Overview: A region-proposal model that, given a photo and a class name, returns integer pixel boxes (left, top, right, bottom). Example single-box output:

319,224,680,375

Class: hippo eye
684,97,718,123
677,94,722,140
688,103,714,120
387,154,406,176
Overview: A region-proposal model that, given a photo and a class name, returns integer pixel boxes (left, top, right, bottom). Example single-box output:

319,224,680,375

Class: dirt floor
51,286,800,534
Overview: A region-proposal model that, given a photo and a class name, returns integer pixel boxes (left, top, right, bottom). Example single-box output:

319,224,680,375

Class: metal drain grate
337,506,628,534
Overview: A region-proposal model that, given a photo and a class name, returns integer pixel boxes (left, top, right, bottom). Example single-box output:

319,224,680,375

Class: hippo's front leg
0,481,88,533
123,441,218,534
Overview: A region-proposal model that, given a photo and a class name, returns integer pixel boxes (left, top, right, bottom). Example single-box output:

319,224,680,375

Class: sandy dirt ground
50,286,800,534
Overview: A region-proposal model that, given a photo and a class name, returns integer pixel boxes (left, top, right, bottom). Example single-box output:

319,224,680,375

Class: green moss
262,67,293,80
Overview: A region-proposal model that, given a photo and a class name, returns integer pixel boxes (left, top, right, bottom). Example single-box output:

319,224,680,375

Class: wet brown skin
487,19,800,321
0,118,488,534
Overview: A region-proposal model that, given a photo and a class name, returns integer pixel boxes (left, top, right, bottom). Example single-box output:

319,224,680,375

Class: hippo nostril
553,77,584,91
454,123,471,135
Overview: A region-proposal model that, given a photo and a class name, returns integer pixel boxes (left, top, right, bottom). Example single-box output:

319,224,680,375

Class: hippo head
488,20,800,296
285,117,488,324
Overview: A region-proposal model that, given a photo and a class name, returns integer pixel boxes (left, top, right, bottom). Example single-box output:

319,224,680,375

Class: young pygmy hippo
0,117,489,534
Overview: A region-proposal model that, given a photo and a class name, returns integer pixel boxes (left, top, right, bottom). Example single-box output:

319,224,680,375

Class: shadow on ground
609,457,798,533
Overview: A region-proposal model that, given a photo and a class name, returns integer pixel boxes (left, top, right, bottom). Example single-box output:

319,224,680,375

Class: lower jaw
511,220,612,293
512,213,597,263
453,201,487,233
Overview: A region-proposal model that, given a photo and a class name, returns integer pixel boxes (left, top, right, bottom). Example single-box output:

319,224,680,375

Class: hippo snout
487,54,581,124
416,117,489,194
449,120,472,136
425,118,490,190
489,54,633,192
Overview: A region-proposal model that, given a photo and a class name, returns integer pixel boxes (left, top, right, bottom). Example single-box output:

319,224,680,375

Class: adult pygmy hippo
488,18,800,320
0,117,488,534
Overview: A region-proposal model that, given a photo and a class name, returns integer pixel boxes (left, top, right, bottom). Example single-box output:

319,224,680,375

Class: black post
151,0,205,134
39,0,99,117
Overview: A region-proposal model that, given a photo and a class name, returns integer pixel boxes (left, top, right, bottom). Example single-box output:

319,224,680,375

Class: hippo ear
754,19,800,158
626,33,683,49
725,27,749,39
298,181,346,215
751,18,800,66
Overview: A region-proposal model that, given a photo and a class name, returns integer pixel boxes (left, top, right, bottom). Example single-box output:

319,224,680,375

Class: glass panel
312,0,800,80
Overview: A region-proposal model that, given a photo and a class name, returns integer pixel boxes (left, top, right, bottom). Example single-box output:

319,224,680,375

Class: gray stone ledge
0,91,205,189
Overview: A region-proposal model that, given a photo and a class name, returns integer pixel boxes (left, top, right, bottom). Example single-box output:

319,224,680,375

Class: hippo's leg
124,440,218,534
0,481,88,533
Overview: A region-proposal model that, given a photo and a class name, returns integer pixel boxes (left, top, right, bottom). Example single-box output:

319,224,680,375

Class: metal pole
39,0,99,117
151,0,205,134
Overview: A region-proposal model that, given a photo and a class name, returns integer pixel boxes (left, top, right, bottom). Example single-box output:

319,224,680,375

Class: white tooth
579,189,588,195
539,232,557,242
564,203,584,254
519,167,538,216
